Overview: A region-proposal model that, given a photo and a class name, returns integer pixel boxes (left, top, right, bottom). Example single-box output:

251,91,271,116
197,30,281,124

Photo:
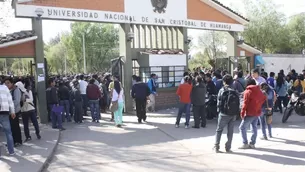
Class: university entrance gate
7,0,249,123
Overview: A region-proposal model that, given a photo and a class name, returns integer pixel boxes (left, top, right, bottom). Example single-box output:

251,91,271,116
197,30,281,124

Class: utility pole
82,33,86,74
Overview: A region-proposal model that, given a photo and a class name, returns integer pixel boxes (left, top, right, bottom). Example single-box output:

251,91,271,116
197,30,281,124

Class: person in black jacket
71,80,83,123
131,76,151,123
46,78,65,131
191,76,207,128
58,81,71,122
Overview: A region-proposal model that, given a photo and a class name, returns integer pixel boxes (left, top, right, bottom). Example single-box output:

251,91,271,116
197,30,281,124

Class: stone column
32,18,48,124
179,27,189,71
226,31,238,74
119,24,133,113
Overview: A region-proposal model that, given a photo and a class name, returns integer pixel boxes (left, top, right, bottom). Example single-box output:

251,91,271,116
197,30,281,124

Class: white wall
149,54,187,66
262,54,305,74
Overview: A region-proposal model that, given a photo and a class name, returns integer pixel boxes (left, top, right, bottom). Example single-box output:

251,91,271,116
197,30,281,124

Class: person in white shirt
112,80,124,127
79,75,88,116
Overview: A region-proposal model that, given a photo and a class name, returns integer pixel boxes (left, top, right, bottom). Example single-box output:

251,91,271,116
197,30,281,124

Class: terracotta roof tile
0,30,35,44
211,0,249,22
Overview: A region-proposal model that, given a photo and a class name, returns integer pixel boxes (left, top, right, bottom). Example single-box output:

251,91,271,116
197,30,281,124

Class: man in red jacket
239,78,266,149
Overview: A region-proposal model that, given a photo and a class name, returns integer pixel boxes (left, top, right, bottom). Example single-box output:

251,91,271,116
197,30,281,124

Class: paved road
45,109,305,172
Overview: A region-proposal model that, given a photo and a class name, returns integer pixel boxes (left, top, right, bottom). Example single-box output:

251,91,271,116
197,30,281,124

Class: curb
38,130,62,172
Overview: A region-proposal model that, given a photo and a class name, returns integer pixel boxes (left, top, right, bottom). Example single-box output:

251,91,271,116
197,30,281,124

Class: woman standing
275,74,288,113
16,81,41,141
112,80,124,127
260,83,276,140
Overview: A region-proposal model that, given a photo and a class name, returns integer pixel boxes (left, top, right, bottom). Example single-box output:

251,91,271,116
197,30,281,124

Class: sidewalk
0,124,60,172
45,109,305,172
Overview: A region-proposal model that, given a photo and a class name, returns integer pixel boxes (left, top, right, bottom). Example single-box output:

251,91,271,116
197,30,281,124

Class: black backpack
219,87,240,116
11,87,23,107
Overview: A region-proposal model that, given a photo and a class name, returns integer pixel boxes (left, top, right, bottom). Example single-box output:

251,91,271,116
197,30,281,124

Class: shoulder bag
265,92,273,124
109,91,120,112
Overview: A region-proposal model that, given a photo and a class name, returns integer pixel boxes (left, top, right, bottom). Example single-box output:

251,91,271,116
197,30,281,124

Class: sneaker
213,146,222,153
175,124,179,128
269,134,273,138
192,126,200,129
37,134,41,140
238,144,250,149
249,144,256,149
14,143,22,147
96,120,100,123
59,128,66,131
185,125,189,129
24,137,32,142
261,136,268,140
225,149,233,153
9,152,16,156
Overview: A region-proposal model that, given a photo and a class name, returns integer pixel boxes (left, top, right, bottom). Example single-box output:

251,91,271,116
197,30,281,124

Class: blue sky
2,0,305,42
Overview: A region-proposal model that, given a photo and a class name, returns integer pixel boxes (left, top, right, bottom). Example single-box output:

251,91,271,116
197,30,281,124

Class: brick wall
0,41,35,57
155,88,179,110
20,0,125,12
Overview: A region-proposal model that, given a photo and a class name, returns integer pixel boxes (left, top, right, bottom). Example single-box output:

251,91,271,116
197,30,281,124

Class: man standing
4,77,22,147
175,76,193,129
191,76,207,128
79,75,88,116
147,74,158,112
252,68,266,85
267,72,276,89
239,78,266,149
131,76,151,123
0,83,16,156
214,75,240,153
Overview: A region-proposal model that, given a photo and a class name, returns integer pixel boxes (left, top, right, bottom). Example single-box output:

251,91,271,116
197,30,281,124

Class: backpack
219,87,240,116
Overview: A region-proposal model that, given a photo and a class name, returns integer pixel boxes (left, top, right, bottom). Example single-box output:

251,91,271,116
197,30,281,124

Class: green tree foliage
46,23,119,74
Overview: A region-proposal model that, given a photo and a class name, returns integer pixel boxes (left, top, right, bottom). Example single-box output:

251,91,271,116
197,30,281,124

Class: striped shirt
0,85,15,114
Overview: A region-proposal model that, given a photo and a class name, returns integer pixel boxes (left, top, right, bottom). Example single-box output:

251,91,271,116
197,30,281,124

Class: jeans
81,94,88,116
135,98,147,121
114,102,124,125
0,114,14,154
176,103,191,126
9,112,22,144
74,101,83,123
89,100,100,121
259,114,272,137
215,114,236,150
239,116,259,145
60,100,71,121
193,105,206,127
49,104,63,129
22,110,40,139
277,96,288,113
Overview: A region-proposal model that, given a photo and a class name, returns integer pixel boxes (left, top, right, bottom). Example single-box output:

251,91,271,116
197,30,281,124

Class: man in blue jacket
132,76,150,123
147,74,157,112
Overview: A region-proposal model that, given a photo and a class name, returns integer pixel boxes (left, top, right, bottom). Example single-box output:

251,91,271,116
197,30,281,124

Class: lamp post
82,33,86,74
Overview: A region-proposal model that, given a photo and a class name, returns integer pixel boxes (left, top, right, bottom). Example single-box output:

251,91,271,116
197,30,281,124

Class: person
275,74,288,113
0,83,16,156
215,73,223,94
260,83,276,140
232,71,246,93
16,81,41,141
58,80,71,122
79,74,88,116
112,80,124,127
205,73,217,96
147,74,158,112
181,72,189,84
191,76,206,128
108,75,120,121
175,76,193,129
71,80,83,123
46,78,65,131
131,76,150,123
4,77,22,147
214,75,239,153
293,74,305,94
267,72,276,89
252,68,266,85
239,78,266,149
87,78,101,123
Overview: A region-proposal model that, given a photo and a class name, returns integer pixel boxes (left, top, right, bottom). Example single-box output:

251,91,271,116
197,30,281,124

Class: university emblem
151,0,168,14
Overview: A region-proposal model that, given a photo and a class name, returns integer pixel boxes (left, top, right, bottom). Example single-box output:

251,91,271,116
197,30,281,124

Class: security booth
11,0,250,114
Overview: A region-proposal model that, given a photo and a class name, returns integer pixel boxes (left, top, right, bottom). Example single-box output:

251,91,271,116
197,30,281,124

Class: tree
45,42,67,74
242,0,287,53
195,31,227,67
287,13,305,53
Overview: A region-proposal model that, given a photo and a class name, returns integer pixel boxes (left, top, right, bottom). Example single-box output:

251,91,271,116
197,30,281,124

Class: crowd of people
1,66,305,156
176,67,305,153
